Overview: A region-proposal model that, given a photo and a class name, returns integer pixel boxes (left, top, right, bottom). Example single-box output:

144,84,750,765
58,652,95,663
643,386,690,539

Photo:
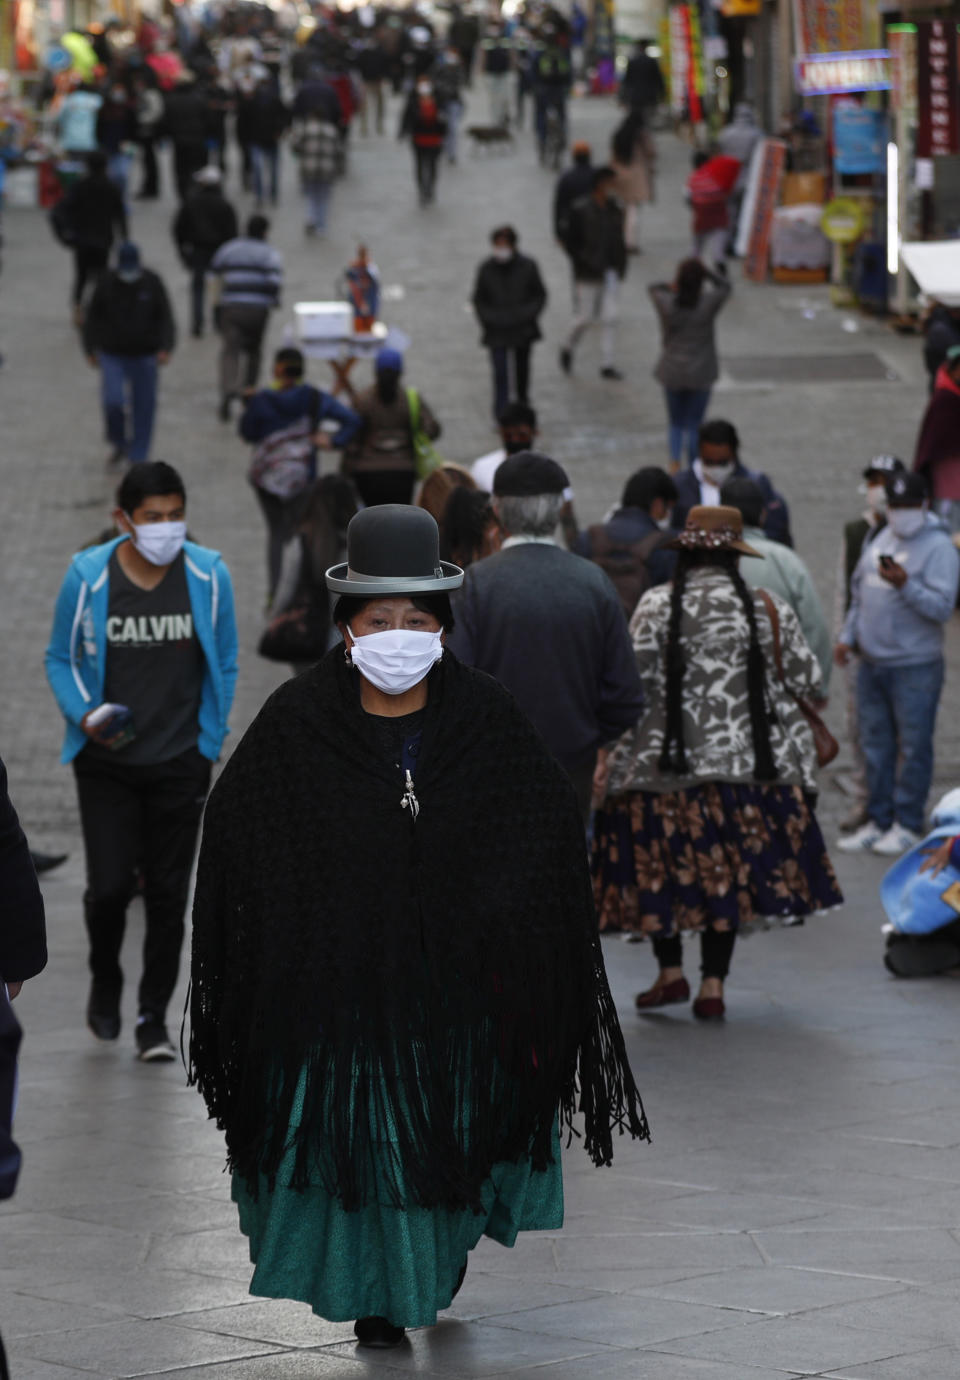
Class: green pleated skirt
232,1076,564,1329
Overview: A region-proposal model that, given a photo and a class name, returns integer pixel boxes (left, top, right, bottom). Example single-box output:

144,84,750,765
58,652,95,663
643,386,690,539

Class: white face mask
887,507,926,540
126,518,187,567
655,512,673,531
492,246,514,263
700,461,735,487
348,625,444,695
865,485,888,516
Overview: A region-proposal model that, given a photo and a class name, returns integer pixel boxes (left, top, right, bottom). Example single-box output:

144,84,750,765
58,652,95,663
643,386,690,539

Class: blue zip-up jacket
239,384,361,474
45,538,239,765
842,512,960,667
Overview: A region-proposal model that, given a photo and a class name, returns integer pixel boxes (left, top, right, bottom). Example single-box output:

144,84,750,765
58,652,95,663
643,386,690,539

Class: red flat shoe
692,996,725,1022
635,976,691,1010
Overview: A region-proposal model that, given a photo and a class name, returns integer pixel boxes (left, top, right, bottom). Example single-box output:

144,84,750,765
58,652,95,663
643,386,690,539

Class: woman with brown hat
593,505,843,1020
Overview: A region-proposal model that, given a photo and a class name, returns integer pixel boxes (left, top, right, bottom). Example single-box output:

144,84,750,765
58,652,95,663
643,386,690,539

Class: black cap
325,505,464,596
493,450,569,497
886,472,927,507
863,454,905,479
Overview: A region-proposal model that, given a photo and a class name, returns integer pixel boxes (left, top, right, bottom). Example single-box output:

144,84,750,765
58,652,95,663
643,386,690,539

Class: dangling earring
344,643,353,665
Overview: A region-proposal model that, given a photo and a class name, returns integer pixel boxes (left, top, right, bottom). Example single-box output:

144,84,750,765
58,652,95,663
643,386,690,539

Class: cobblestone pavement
4,93,960,1379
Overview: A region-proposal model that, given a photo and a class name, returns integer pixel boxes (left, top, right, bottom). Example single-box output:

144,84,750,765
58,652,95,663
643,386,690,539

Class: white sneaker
871,825,924,857
837,820,885,852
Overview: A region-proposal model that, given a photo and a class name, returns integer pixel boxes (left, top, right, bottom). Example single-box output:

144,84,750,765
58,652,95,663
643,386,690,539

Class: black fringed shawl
188,649,649,1211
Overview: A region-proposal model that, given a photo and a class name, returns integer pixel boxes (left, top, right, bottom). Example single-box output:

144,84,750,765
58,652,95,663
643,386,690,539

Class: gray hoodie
842,511,959,666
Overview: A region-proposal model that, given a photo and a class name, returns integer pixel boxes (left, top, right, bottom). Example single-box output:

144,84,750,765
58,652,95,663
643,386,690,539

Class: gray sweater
650,279,731,391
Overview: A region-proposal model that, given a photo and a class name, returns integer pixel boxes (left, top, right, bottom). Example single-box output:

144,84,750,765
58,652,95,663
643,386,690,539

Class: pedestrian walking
481,25,513,127
341,348,440,507
83,242,176,467
164,72,210,199
95,82,137,201
56,81,102,159
356,38,390,135
247,74,289,207
593,505,843,1020
45,462,237,1062
471,226,547,421
573,467,677,616
649,257,731,468
133,72,164,199
553,141,593,247
686,151,740,274
440,486,501,568
400,76,446,206
448,5,479,86
240,346,361,599
290,111,339,236
619,38,664,120
433,43,466,164
188,502,647,1348
671,419,792,546
833,455,904,834
559,167,628,381
532,28,572,164
448,451,643,822
836,471,960,857
210,214,284,422
172,165,238,337
716,103,761,247
610,112,654,253
913,344,960,533
922,302,960,394
55,151,127,321
722,476,832,690
470,399,538,492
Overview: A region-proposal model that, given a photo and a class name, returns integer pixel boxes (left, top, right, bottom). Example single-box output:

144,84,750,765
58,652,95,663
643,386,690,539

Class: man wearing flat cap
836,471,960,858
448,451,643,821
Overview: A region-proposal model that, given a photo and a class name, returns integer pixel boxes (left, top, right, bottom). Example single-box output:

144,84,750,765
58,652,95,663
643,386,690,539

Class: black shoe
354,1317,406,1348
30,851,68,874
218,396,233,423
135,1014,176,1063
884,936,960,978
559,347,572,375
600,366,624,380
87,983,121,1042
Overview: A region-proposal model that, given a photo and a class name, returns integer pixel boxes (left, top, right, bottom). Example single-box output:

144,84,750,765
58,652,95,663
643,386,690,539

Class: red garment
686,154,740,234
413,97,444,149
914,365,960,500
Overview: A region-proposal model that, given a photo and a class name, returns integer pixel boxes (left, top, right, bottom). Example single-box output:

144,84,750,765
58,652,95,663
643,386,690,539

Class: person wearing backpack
52,151,128,323
573,467,677,618
341,347,441,508
239,347,361,601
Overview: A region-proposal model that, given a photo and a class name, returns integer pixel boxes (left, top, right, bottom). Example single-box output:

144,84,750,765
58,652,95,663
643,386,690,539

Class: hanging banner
792,0,864,58
743,139,788,282
834,107,889,174
916,20,959,159
668,6,704,122
795,50,891,95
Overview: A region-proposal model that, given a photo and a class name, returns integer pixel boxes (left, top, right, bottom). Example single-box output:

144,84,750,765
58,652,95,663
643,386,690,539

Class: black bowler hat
325,505,464,596
493,450,569,497
886,472,927,507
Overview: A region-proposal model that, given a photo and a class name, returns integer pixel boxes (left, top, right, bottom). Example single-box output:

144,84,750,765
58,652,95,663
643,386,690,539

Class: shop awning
901,241,960,305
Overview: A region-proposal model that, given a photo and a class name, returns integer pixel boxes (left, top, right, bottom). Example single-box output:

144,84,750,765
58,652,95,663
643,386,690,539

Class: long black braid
659,550,779,782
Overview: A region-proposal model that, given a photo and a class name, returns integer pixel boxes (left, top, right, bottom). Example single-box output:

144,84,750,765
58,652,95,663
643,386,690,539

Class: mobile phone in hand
87,703,136,750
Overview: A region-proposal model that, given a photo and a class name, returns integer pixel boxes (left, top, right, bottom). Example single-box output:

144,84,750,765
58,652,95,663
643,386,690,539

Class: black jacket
244,89,290,146
672,463,793,548
83,268,176,358
621,51,665,111
564,195,627,281
0,759,46,989
448,542,643,768
60,172,127,250
471,252,547,349
163,85,208,145
173,187,238,265
553,162,593,245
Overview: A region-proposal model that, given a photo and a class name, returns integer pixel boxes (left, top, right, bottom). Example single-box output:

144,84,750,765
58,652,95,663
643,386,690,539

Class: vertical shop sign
916,20,959,159
669,6,704,122
793,0,864,58
743,139,788,282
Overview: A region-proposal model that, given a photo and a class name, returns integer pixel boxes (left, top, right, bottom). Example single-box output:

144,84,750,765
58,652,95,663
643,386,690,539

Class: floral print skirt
593,782,843,937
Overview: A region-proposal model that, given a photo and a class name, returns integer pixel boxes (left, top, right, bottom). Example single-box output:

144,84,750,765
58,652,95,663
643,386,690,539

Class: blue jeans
857,657,944,834
303,179,332,230
106,151,132,205
99,353,158,463
250,144,279,204
444,99,463,161
664,387,711,466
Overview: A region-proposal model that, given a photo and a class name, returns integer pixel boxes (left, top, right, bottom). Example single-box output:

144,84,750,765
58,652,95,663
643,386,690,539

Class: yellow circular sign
821,197,866,244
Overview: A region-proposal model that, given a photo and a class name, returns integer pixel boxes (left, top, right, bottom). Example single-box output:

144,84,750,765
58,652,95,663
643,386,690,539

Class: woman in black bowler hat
189,504,648,1351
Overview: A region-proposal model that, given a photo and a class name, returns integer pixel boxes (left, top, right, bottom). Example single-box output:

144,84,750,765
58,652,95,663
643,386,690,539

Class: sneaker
837,820,885,852
135,1014,176,1063
872,824,924,857
559,346,573,375
839,803,870,833
87,982,121,1042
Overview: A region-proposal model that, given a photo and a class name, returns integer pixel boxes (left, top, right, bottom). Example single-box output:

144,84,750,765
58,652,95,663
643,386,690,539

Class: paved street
3,91,960,1379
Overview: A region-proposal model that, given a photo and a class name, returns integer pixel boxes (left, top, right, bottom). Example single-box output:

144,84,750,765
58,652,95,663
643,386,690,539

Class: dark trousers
73,245,109,307
414,145,440,202
218,303,270,401
353,470,416,507
255,486,303,598
564,751,597,830
138,136,159,197
653,930,737,981
489,344,531,421
173,140,207,199
73,747,211,1021
189,252,215,334
250,144,280,204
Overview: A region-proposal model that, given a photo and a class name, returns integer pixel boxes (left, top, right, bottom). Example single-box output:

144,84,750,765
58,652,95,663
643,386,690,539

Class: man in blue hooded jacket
45,462,238,1062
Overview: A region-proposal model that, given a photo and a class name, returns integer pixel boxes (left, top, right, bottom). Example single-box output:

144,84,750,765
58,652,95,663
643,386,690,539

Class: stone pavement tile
55,1192,237,1237
510,1355,799,1380
491,1293,765,1349
3,1293,116,1339
144,1226,256,1282
751,1226,960,1283
614,1192,833,1233
628,1266,903,1316
4,1363,97,1380
822,1345,960,1379
812,1286,960,1347
549,1228,765,1275
14,1318,276,1377
161,1353,375,1380
830,1108,960,1148
0,1212,148,1278
322,1319,614,1376
22,1267,255,1321
172,1299,355,1347
443,1274,601,1323
653,1316,931,1375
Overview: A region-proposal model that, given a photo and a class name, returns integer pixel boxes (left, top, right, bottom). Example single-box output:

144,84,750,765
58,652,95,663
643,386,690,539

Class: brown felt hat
666,505,764,558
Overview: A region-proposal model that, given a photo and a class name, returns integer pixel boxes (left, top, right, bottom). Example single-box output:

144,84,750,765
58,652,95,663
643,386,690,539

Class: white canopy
900,240,960,306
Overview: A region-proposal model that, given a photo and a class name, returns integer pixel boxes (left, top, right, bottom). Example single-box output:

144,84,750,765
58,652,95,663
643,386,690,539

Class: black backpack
48,195,78,248
587,525,667,619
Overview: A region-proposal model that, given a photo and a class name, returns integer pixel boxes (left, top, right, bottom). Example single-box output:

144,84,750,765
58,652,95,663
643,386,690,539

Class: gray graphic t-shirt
93,549,205,765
